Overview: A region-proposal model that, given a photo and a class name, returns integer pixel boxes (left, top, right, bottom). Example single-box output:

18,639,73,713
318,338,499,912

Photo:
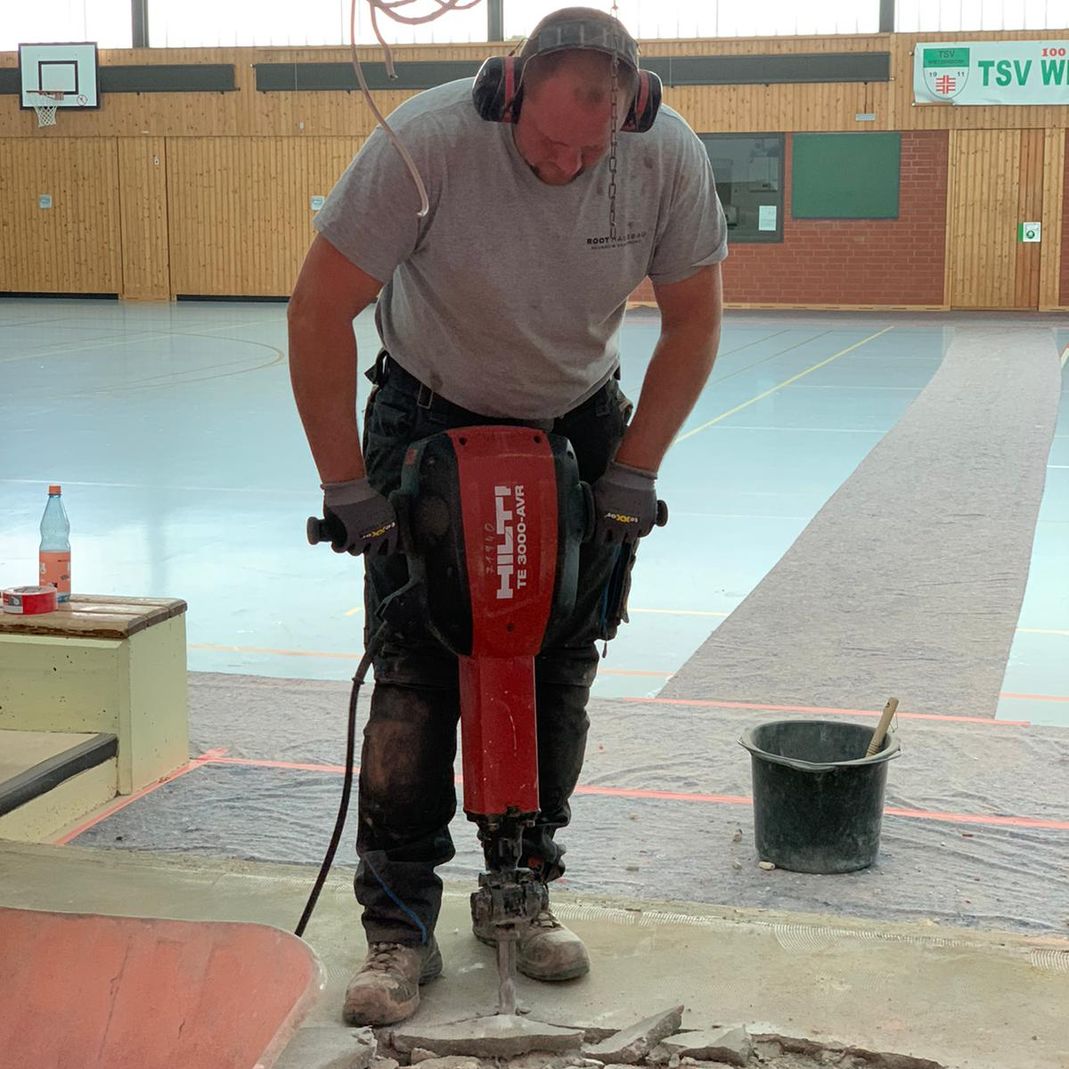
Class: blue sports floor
1,299,1066,726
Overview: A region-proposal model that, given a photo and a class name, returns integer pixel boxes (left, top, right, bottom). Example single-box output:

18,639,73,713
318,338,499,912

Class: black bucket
739,719,901,874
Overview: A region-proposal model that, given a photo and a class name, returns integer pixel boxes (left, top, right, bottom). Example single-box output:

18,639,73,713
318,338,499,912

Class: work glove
321,477,399,556
591,461,660,544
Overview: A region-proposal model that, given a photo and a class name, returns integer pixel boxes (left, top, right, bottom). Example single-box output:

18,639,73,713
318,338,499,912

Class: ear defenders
471,14,662,133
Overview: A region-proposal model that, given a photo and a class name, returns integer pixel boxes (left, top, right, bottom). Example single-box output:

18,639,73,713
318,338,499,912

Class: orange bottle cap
48,485,62,495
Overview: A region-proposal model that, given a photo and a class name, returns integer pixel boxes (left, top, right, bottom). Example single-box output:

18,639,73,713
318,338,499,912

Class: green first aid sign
915,41,1069,105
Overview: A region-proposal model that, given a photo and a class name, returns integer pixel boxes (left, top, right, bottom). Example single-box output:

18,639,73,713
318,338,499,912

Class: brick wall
631,131,949,308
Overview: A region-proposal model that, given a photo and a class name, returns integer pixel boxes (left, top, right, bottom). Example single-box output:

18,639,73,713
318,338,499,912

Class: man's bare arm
613,263,723,473
288,235,384,484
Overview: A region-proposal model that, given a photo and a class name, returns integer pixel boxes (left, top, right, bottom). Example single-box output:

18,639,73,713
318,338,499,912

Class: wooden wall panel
117,138,170,299
947,130,1022,309
0,138,121,293
1013,129,1044,309
1,32,1067,140
166,136,362,296
2,33,1068,303
1039,128,1066,311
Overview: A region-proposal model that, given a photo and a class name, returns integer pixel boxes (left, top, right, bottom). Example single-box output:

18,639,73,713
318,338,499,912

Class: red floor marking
623,696,1031,727
574,784,752,805
211,755,350,774
54,748,230,845
882,807,1069,830
177,754,1069,834
1000,692,1069,703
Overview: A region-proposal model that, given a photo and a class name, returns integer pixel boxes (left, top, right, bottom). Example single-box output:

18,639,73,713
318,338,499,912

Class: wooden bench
0,596,188,796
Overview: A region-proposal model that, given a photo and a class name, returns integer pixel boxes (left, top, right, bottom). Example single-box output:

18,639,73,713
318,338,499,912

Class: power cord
293,635,380,938
348,0,484,217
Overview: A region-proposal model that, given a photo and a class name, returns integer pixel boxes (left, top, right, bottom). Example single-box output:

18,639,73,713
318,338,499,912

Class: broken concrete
505,1054,603,1069
275,1024,377,1069
390,1016,585,1059
408,1059,484,1069
655,1028,752,1068
582,1007,685,1065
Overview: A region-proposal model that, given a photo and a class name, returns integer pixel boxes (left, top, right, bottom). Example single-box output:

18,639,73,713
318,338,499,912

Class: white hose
350,0,485,217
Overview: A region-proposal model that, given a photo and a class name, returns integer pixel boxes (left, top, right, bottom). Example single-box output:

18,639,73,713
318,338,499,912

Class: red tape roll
2,585,59,615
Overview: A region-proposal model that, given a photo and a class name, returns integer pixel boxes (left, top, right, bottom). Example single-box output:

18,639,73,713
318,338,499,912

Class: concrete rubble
389,1015,585,1058
582,1007,685,1065
365,1014,946,1069
650,1028,753,1067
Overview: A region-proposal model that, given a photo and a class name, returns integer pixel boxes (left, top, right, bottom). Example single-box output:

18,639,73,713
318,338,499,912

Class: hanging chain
606,0,621,243
608,53,619,243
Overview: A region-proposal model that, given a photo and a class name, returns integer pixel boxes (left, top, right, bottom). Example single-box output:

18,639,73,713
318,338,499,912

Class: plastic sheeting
71,673,1069,936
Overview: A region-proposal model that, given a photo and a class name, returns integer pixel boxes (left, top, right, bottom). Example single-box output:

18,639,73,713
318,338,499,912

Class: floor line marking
195,755,1067,831
1,478,309,495
676,326,895,443
707,330,835,387
1001,692,1069,703
54,748,229,845
622,696,1031,727
1060,344,1068,369
187,643,668,677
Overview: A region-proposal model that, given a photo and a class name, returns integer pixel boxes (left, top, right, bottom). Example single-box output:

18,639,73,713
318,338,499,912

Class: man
288,6,726,1027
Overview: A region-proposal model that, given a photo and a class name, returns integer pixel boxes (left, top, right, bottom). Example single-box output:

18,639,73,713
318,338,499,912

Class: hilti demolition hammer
303,424,665,1014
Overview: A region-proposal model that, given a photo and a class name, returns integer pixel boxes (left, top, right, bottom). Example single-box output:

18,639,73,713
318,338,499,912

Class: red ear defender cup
621,69,661,133
472,55,523,123
471,13,662,132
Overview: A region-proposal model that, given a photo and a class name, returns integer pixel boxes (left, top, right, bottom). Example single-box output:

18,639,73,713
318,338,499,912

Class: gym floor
0,298,1066,726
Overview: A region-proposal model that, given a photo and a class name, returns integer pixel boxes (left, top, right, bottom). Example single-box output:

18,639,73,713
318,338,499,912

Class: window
504,0,878,40
145,0,487,47
1,0,131,51
699,134,784,244
896,0,1055,32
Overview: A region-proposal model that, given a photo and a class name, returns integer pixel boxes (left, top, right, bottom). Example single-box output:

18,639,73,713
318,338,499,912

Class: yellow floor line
675,326,896,444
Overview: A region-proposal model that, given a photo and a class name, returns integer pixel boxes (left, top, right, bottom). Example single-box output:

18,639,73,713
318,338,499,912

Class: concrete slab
656,1028,752,1067
583,1007,684,1064
391,1015,583,1057
0,842,1066,1069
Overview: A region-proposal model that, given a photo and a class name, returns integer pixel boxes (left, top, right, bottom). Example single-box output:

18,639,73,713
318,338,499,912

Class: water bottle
39,484,71,604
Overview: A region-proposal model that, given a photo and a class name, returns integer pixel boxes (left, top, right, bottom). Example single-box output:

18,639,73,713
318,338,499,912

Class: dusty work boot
343,938,443,1026
474,908,590,981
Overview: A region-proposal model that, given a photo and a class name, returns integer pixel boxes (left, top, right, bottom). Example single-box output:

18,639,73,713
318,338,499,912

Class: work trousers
354,352,635,946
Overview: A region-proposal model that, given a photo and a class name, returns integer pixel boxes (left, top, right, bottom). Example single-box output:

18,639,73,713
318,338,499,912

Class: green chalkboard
791,133,901,219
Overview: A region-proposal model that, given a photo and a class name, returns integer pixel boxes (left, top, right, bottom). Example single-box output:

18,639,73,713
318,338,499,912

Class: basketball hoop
31,91,64,128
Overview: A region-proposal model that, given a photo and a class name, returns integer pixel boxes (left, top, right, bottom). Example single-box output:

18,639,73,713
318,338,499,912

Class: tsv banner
914,41,1069,105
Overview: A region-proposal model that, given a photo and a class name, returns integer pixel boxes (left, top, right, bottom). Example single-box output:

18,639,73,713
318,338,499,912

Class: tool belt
368,349,620,429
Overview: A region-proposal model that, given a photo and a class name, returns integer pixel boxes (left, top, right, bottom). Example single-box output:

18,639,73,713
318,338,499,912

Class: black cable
294,641,378,939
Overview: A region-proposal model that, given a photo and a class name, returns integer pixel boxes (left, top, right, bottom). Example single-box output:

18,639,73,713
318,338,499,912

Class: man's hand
591,462,661,544
322,478,399,556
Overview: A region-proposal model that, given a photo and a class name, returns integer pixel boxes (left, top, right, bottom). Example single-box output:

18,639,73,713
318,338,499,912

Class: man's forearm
613,317,721,473
288,298,366,484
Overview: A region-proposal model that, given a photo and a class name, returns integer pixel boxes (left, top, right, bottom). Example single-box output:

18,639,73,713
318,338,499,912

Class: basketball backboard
18,42,100,110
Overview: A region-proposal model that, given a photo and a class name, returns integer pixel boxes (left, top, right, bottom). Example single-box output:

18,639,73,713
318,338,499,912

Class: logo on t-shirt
585,230,649,250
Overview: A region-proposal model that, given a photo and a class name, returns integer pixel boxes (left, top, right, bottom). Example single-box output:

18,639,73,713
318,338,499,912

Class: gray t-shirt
315,79,727,419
